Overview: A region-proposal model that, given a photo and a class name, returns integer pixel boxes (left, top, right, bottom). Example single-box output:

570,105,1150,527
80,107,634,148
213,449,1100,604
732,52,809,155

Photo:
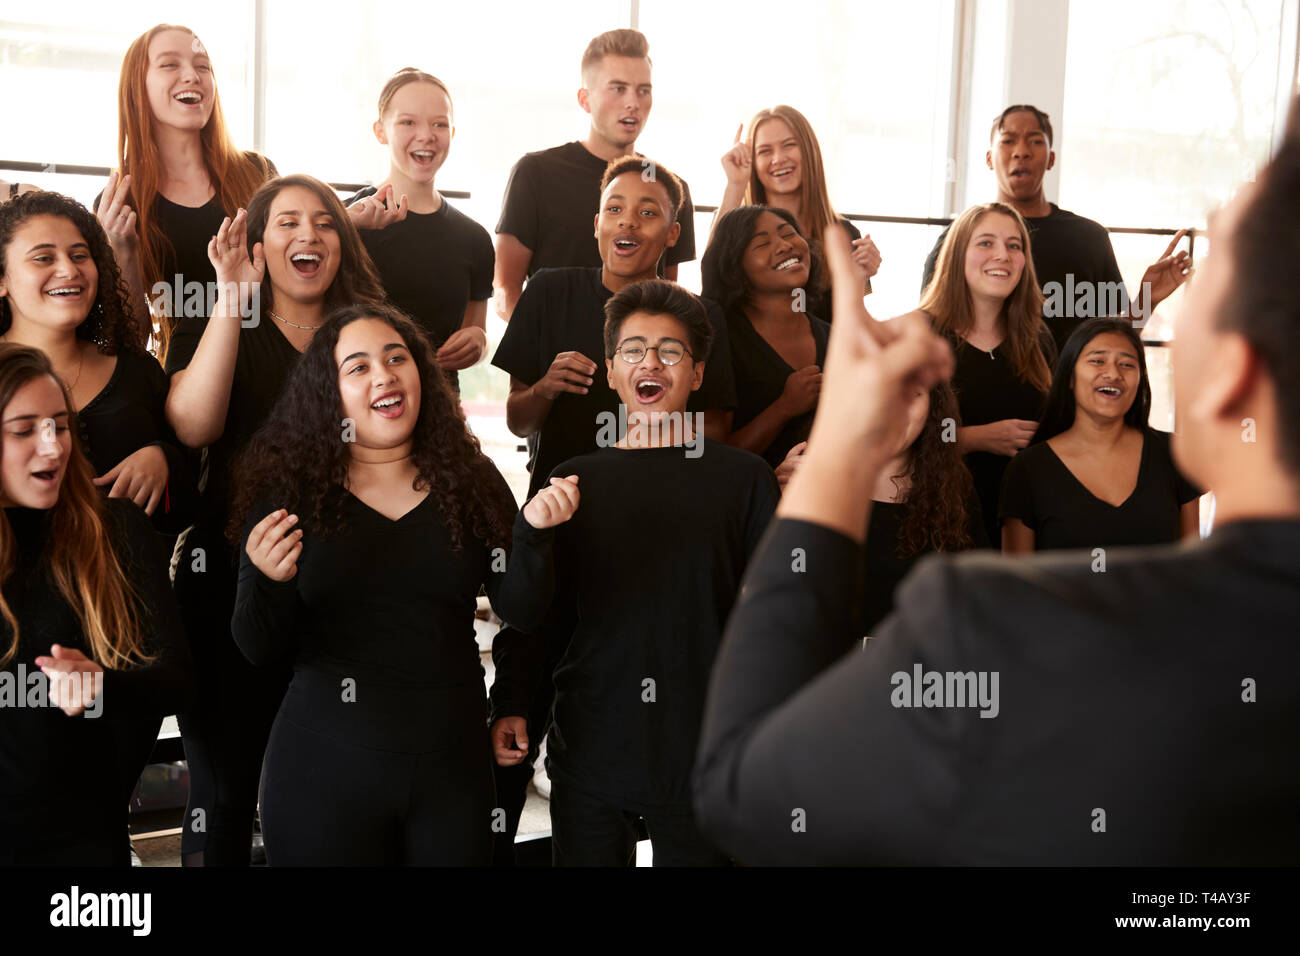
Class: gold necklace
268,309,321,331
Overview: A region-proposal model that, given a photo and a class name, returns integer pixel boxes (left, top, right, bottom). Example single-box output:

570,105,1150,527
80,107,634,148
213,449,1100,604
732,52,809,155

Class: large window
1,6,255,207
639,0,960,317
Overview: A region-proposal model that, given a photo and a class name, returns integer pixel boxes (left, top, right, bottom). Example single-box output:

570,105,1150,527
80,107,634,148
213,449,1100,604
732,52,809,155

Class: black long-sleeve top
694,515,1300,865
231,476,514,753
494,441,779,810
0,499,194,855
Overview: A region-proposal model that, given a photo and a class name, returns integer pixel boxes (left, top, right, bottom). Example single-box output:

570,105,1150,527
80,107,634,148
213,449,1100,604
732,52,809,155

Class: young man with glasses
489,156,735,862
493,279,778,866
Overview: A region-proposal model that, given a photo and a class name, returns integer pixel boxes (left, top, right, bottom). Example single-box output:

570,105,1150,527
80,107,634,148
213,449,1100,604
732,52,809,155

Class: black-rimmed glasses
614,338,693,366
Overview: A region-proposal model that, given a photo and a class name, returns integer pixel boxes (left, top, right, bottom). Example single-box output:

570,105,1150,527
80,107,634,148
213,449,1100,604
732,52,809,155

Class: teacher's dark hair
1223,94,1300,474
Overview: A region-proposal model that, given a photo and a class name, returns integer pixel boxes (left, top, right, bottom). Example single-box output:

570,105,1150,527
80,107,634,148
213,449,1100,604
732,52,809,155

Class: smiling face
753,118,802,197
145,28,215,132
262,186,342,306
335,318,422,451
606,310,702,417
0,215,97,333
1072,332,1141,422
581,55,652,149
375,81,454,184
963,212,1026,303
741,211,811,295
0,375,71,509
595,171,679,280
988,109,1054,204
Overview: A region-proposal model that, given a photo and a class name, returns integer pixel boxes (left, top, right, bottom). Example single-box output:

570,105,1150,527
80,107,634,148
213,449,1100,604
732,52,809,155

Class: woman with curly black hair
229,303,515,865
0,191,196,537
776,381,986,641
164,174,385,866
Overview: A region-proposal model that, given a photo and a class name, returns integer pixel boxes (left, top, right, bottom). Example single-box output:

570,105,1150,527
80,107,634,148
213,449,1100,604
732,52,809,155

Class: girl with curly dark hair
776,380,985,641
230,304,515,865
701,205,829,468
163,174,385,866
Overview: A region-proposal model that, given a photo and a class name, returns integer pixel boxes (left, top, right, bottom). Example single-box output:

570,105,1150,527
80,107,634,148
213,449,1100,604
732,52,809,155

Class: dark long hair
892,382,976,557
702,205,809,319
244,174,385,318
0,191,141,353
228,304,513,551
1034,318,1151,445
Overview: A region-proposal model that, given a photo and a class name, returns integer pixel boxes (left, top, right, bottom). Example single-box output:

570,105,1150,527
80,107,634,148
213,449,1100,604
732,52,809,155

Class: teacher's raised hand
779,224,953,540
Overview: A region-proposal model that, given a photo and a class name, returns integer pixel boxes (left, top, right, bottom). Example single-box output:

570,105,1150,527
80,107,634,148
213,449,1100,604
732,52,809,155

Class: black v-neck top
999,427,1200,551
231,473,514,751
727,308,831,468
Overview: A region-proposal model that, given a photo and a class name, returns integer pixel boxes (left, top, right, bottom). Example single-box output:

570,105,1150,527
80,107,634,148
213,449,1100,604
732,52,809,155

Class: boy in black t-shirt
492,280,778,866
493,158,735,498
921,105,1192,351
494,28,697,320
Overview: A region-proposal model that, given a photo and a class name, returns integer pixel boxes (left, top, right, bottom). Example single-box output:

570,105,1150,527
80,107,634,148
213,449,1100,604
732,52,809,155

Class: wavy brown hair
921,202,1052,394
0,190,142,354
244,175,385,318
0,345,149,669
228,304,513,551
116,24,273,359
889,382,977,557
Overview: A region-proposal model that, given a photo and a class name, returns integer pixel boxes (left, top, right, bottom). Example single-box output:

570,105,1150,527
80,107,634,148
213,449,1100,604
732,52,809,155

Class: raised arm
693,225,958,862
164,209,264,448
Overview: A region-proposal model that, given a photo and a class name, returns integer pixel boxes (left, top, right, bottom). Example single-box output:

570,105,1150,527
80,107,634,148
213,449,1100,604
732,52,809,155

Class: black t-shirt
727,308,831,469
858,494,989,641
491,266,737,496
345,188,494,391
76,347,197,536
947,331,1053,547
999,427,1200,551
807,217,860,325
496,141,697,275
495,441,779,810
232,469,512,752
95,153,275,327
164,315,303,555
0,500,192,861
922,204,1125,352
695,515,1300,865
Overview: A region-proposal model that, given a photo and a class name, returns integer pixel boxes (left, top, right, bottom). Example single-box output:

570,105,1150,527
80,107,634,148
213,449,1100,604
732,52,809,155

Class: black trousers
259,709,496,866
175,538,288,865
549,779,728,867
